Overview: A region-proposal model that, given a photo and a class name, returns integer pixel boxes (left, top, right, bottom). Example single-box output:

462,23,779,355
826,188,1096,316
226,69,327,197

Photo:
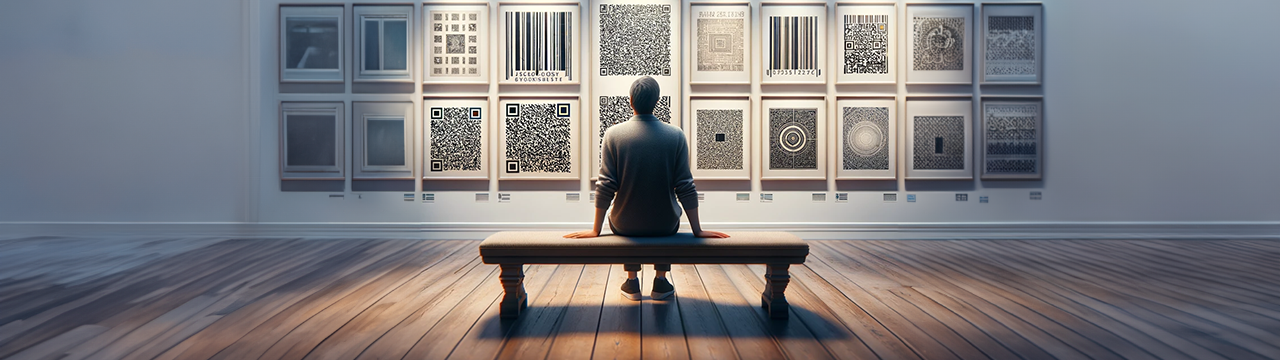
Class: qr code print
598,4,672,76
913,116,965,170
597,95,671,163
431,11,481,77
986,16,1035,76
505,103,572,173
843,107,889,170
695,109,744,170
430,107,482,171
913,17,965,71
844,15,889,74
985,103,1038,174
769,108,818,170
697,18,744,72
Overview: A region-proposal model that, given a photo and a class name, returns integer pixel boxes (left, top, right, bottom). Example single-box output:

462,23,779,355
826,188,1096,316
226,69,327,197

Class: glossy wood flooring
1,237,1278,359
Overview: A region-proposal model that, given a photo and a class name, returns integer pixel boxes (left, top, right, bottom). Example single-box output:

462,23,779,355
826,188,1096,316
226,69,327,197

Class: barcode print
770,16,817,70
845,15,888,24
505,11,572,79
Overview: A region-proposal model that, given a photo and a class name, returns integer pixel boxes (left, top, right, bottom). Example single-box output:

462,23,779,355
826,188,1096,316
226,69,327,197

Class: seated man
565,76,729,300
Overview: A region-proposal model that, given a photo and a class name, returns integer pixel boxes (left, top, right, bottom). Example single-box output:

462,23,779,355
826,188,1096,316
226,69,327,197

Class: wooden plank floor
1,237,1278,359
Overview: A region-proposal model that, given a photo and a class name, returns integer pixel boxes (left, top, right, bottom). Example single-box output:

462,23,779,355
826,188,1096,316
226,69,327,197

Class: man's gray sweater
595,114,698,236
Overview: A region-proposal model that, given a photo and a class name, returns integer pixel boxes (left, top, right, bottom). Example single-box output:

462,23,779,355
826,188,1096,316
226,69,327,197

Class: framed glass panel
280,102,344,179
354,6,412,81
280,6,343,82
353,102,414,179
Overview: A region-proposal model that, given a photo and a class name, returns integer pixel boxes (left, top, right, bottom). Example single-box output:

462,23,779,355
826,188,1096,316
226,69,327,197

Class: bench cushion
479,231,808,264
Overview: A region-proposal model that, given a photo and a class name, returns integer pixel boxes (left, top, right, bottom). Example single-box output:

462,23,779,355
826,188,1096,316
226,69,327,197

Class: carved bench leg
761,264,790,319
499,264,527,318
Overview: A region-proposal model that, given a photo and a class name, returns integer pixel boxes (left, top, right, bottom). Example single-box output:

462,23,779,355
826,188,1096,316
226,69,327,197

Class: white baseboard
2,221,1278,240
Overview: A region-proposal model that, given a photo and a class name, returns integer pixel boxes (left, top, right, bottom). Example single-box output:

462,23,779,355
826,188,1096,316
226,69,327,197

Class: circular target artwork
779,125,808,153
848,121,884,157
841,106,891,171
767,108,818,170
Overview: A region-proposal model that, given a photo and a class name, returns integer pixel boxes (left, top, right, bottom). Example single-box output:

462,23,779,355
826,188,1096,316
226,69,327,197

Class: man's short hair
629,76,660,115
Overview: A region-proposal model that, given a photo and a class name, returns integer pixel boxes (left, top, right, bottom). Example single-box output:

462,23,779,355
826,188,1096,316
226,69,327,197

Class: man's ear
630,97,637,115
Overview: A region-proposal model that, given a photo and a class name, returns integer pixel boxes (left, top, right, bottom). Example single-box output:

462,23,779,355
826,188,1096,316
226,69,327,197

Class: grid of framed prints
761,98,826,180
352,102,414,179
906,100,972,180
907,5,973,84
689,3,750,84
280,6,343,82
498,99,580,180
424,4,488,83
760,4,826,84
689,98,751,180
424,99,489,180
280,102,344,179
497,3,580,84
836,99,896,180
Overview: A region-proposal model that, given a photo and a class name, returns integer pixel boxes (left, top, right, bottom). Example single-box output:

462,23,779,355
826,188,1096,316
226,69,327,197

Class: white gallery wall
2,0,1278,238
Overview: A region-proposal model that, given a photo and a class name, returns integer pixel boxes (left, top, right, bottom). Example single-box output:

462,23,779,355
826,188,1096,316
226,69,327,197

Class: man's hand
694,230,730,238
564,230,601,238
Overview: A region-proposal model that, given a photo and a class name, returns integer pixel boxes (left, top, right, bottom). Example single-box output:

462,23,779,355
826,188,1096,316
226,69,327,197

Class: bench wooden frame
478,231,809,319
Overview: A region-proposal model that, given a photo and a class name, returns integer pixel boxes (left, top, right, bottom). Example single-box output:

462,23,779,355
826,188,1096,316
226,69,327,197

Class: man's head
629,76,660,115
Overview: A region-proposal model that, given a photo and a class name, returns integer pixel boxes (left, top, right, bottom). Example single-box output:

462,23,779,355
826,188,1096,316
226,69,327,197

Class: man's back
595,115,698,236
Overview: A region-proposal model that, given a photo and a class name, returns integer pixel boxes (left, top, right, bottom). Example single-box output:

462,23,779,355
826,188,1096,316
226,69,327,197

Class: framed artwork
761,98,826,180
280,6,344,82
836,99,896,180
424,4,488,83
689,3,750,84
689,99,751,180
906,100,972,180
353,6,411,82
761,4,827,84
280,102,344,179
836,4,895,84
981,100,1042,179
352,102,413,179
907,5,973,84
981,4,1043,84
498,99,580,180
424,99,489,179
498,4,580,84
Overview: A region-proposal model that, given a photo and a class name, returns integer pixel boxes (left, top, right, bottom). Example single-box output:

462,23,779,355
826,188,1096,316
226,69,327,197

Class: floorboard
2,238,1279,360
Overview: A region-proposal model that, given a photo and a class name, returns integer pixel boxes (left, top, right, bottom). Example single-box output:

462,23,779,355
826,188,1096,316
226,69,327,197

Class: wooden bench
478,231,809,319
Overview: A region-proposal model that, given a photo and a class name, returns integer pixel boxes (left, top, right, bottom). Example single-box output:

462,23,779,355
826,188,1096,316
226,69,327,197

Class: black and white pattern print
913,17,965,71
429,107,482,171
598,4,672,76
984,103,1038,174
985,16,1035,76
504,10,573,82
695,109,744,170
843,15,889,75
596,95,671,163
697,17,744,72
430,11,481,77
504,103,573,173
912,116,966,170
767,16,820,76
843,107,890,170
769,108,819,170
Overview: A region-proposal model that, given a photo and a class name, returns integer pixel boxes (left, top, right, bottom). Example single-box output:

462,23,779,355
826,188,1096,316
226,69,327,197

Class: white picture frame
981,99,1043,180
689,98,751,180
836,98,897,180
498,3,581,84
836,4,896,84
760,4,827,84
352,102,413,179
498,99,581,180
689,3,751,84
280,102,345,179
761,98,826,180
905,100,972,180
424,4,489,84
906,5,973,85
353,6,412,82
424,98,490,180
280,6,344,83
980,4,1043,85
